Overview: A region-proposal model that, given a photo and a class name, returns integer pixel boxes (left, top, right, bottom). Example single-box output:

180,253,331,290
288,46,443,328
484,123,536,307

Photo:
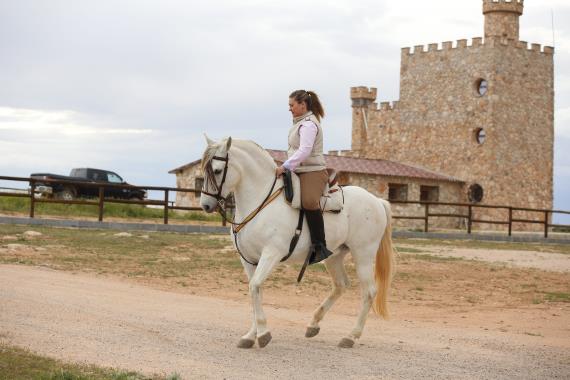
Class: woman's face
289,98,307,118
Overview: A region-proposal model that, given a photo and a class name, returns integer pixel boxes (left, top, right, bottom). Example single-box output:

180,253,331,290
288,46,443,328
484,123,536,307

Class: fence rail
390,200,570,238
0,175,569,237
0,175,204,225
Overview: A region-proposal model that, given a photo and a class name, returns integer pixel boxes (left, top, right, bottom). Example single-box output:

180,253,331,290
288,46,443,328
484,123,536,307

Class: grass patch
394,246,424,254
410,253,463,263
0,343,178,380
543,291,570,303
0,197,221,223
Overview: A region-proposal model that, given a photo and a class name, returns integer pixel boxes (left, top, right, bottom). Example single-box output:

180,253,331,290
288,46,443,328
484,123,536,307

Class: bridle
201,153,284,265
201,154,230,201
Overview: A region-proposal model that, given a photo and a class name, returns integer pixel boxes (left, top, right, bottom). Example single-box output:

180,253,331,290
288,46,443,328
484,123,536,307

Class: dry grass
1,224,569,311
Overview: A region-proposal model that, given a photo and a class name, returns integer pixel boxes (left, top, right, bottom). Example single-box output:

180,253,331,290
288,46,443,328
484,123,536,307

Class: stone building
350,0,554,229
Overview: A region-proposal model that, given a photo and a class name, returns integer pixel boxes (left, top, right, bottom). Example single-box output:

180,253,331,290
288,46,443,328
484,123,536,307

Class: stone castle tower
350,0,554,223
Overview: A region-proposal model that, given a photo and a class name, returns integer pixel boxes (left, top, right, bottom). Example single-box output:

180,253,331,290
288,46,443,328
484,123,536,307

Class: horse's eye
214,169,222,175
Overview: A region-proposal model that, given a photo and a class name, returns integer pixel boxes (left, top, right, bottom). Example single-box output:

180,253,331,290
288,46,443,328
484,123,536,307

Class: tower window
468,184,484,203
388,183,408,201
474,128,486,144
475,78,488,96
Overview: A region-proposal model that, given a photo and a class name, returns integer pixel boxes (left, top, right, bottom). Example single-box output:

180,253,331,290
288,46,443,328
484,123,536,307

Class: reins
203,154,290,266
203,154,283,231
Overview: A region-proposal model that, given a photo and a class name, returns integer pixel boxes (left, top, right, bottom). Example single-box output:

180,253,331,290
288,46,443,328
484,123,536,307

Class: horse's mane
201,138,275,171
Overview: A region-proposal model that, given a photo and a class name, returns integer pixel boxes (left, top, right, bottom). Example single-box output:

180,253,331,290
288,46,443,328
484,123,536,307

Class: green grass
394,246,424,254
0,197,221,223
543,291,570,302
409,253,464,263
0,344,181,380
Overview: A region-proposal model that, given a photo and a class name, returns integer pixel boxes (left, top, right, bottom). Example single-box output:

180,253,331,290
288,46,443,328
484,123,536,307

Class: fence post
544,210,549,238
467,205,472,234
164,190,169,225
508,207,512,236
29,179,35,218
98,187,104,222
424,203,429,233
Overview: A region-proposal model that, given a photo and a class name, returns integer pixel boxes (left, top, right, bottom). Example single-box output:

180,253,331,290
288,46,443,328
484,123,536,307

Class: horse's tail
374,198,395,319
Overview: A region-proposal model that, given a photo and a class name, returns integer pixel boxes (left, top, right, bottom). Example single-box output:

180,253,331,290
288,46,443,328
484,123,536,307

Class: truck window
107,173,123,183
71,168,87,177
92,171,107,181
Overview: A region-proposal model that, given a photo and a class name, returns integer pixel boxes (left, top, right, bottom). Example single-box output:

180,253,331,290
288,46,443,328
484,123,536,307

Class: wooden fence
390,200,570,238
0,175,569,237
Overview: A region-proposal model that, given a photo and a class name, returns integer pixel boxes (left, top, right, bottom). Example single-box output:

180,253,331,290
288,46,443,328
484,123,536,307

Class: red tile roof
169,150,463,183
267,150,463,183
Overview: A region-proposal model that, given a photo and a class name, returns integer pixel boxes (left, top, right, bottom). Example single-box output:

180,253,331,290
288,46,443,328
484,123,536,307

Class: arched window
475,78,488,96
474,128,486,144
468,184,484,203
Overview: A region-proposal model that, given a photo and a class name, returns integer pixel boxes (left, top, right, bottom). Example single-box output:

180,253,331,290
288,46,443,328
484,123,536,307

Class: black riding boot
304,209,334,264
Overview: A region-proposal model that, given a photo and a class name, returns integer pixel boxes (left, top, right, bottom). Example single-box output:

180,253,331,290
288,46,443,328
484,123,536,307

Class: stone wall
341,173,465,230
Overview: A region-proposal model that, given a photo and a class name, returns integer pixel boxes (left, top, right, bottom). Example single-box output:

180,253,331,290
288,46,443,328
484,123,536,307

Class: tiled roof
267,150,463,183
169,150,463,183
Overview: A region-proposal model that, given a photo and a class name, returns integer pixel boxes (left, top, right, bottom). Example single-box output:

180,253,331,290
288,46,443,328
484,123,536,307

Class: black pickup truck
30,168,147,201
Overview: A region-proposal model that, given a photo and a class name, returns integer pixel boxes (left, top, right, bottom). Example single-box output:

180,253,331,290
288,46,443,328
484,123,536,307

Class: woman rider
275,90,333,264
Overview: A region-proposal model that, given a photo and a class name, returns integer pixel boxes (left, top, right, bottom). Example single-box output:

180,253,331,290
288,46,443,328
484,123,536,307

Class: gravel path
1,265,569,379
399,244,570,272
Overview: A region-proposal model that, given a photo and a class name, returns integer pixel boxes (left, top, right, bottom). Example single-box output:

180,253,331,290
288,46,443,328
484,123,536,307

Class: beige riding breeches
298,169,329,210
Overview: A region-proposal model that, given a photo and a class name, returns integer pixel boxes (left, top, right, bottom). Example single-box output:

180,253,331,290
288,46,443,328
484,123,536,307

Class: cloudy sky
1,0,569,222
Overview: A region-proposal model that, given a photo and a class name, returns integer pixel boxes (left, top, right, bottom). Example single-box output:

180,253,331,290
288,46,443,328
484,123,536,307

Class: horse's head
200,135,238,213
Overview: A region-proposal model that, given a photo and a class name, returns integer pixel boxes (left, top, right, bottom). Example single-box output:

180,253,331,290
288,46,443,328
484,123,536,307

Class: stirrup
309,243,333,265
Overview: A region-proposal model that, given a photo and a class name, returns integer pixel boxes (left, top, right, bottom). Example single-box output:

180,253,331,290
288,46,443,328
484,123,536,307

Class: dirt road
1,265,568,379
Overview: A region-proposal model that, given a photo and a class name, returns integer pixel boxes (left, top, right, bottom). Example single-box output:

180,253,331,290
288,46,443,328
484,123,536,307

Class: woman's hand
275,166,286,177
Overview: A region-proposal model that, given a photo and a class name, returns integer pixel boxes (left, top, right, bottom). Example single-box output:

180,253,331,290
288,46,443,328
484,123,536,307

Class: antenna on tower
551,9,556,47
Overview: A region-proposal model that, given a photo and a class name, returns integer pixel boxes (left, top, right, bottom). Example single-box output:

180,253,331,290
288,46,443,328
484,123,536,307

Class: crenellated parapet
351,86,377,107
401,37,554,57
369,101,399,112
483,0,523,16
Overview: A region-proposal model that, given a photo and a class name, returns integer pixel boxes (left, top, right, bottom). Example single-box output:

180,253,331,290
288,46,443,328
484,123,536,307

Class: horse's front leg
248,248,282,348
238,260,257,349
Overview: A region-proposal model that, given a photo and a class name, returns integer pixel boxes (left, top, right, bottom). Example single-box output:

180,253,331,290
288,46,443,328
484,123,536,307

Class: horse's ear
225,136,232,151
204,133,215,146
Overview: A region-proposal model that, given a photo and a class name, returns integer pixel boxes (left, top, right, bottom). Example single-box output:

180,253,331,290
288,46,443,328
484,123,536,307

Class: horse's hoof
305,326,320,338
338,337,355,348
237,338,255,349
257,332,272,348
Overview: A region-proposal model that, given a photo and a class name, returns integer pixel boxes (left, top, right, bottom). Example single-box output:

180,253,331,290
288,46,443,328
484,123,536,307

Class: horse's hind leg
339,243,377,348
306,247,350,338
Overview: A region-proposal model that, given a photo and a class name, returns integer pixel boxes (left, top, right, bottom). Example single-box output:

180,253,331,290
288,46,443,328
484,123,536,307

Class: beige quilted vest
287,112,326,173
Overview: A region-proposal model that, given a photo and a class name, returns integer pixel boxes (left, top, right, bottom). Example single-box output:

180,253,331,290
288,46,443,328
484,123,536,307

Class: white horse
200,136,394,349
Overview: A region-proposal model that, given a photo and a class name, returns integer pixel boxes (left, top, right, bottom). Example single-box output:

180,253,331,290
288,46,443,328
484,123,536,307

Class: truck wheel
56,187,76,201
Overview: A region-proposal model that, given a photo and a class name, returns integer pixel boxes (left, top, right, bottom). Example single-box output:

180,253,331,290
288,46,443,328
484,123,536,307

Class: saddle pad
287,171,344,212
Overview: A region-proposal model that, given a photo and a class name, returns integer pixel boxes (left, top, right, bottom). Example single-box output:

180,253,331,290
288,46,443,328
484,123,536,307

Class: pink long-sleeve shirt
282,121,318,172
